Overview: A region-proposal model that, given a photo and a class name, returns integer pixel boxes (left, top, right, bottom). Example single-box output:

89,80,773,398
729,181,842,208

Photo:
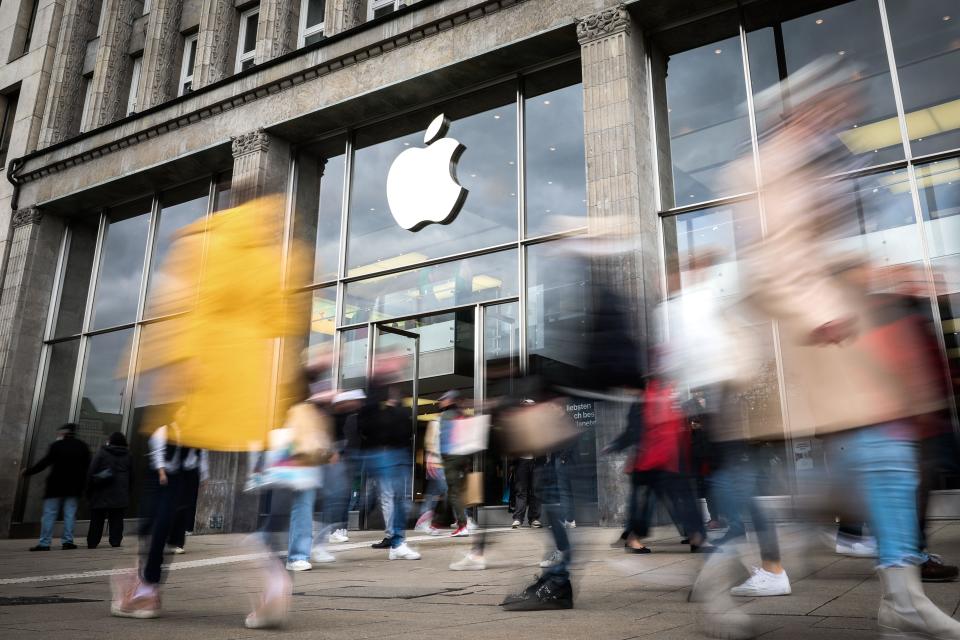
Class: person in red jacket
604,380,715,554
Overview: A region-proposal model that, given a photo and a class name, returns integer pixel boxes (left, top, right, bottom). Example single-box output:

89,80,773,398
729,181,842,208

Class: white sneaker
328,530,349,544
563,520,577,529
836,537,878,558
539,549,563,568
428,526,444,536
467,517,479,533
285,560,312,572
414,521,434,534
449,553,486,571
172,546,185,554
730,567,791,597
310,548,336,563
388,543,421,560
511,520,521,529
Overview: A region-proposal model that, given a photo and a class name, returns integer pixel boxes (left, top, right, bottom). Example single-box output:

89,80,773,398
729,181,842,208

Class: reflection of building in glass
0,0,958,537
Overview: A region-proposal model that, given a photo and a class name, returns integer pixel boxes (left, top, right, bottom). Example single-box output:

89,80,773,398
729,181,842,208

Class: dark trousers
87,507,124,548
168,468,200,548
443,455,470,526
628,470,705,541
513,458,541,524
139,471,184,585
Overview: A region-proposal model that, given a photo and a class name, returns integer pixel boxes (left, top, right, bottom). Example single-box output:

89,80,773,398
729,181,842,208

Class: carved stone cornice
12,207,42,228
232,129,271,157
576,4,629,44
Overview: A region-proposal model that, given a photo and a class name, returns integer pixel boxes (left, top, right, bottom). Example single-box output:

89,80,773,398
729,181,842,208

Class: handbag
90,466,114,485
286,402,335,465
446,415,491,456
500,398,579,456
463,471,484,507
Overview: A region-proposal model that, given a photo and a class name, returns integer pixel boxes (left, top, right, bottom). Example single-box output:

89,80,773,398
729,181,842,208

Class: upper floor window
368,0,403,20
96,0,108,36
179,34,198,96
126,55,142,115
143,0,151,14
236,7,259,72
299,0,325,46
0,88,20,166
79,75,94,133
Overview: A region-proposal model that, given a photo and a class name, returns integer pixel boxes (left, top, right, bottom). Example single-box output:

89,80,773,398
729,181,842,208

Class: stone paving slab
0,524,959,639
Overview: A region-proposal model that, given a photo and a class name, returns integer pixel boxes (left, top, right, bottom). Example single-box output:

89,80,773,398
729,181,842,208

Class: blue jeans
827,425,926,568
318,460,349,539
365,448,410,548
419,467,448,516
288,489,316,562
39,497,78,546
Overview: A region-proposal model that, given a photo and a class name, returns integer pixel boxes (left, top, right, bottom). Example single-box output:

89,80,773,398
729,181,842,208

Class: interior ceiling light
837,97,960,154
816,18,824,24
349,252,428,278
472,275,502,292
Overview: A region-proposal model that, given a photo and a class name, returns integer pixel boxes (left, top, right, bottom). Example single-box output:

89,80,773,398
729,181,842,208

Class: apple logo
386,113,468,232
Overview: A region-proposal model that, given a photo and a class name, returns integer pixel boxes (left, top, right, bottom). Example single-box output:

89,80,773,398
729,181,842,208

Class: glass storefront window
887,0,960,157
53,221,98,338
917,159,960,259
347,83,518,276
746,0,903,168
90,199,151,330
663,31,753,205
343,249,518,324
338,326,368,390
524,62,587,237
294,138,347,284
78,328,133,447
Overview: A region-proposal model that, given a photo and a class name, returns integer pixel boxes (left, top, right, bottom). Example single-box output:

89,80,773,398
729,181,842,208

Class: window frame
367,0,403,21
178,34,198,97
0,88,20,167
235,6,260,73
298,0,325,47
78,75,94,133
126,55,142,116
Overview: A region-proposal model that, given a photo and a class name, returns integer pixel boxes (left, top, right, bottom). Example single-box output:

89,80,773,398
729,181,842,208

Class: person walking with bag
86,432,132,549
23,423,90,551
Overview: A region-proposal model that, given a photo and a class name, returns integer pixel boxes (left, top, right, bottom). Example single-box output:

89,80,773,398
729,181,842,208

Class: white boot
878,566,960,639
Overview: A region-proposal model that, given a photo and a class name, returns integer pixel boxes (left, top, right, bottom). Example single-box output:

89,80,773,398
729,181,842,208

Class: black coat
86,444,132,510
24,435,91,498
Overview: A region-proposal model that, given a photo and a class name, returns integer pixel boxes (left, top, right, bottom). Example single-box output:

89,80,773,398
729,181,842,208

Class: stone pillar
255,0,300,64
137,0,183,110
38,0,101,147
322,0,364,37
578,4,661,526
193,129,292,535
0,209,64,537
83,0,142,130
194,0,239,89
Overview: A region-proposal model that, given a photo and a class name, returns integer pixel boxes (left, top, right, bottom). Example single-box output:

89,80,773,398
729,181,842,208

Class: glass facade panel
347,83,517,275
746,0,902,167
343,249,518,324
917,159,960,259
54,221,98,338
145,181,209,313
665,33,752,204
77,329,133,449
21,339,80,522
887,0,960,156
525,63,587,237
90,200,151,330
338,326,368,390
483,301,519,507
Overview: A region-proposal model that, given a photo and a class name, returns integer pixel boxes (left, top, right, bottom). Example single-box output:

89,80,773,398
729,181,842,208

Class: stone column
193,129,292,535
194,0,239,89
137,0,183,110
322,0,364,37
578,4,662,526
38,0,101,147
255,0,300,64
0,209,64,537
83,0,142,130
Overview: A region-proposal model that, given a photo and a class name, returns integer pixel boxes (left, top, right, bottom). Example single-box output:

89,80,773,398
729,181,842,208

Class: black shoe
921,556,959,582
625,545,651,554
501,575,573,611
681,538,690,545
370,537,391,549
29,545,50,552
62,542,78,550
690,544,721,554
87,545,98,550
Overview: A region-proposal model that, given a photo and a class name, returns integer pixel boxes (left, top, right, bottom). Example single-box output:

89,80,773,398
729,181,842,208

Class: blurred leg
287,489,316,562
38,498,58,547
87,508,106,548
61,497,78,545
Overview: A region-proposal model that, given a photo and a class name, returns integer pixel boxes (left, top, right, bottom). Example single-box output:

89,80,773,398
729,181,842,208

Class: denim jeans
365,448,410,548
419,467,448,517
827,425,926,568
39,496,78,546
319,461,349,540
287,488,316,562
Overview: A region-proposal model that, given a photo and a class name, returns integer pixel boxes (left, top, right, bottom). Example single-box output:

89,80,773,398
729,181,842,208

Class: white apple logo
386,113,468,232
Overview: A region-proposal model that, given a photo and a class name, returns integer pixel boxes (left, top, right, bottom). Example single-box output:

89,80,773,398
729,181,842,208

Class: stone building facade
0,0,958,537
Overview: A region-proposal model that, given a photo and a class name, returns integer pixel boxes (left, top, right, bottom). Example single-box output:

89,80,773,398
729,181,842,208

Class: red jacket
632,380,683,473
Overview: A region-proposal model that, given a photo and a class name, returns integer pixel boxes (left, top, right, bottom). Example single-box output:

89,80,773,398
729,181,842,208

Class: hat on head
59,423,77,434
333,389,366,404
439,389,460,402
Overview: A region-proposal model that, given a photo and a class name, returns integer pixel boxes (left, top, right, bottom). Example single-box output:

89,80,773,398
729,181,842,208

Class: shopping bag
500,398,578,456
286,402,335,465
447,415,491,455
463,471,484,507
249,427,323,491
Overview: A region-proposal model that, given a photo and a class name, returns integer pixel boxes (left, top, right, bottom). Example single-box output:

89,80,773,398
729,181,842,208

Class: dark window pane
347,83,517,275
214,171,232,211
886,0,960,155
306,0,325,26
20,339,80,522
482,302,519,506
746,0,902,168
343,249,517,324
525,63,587,237
90,200,151,330
664,33,753,204
338,326,368,390
145,181,209,313
308,144,345,282
243,12,258,54
304,31,324,46
54,220,98,337
78,329,133,452
0,89,20,166
187,38,197,70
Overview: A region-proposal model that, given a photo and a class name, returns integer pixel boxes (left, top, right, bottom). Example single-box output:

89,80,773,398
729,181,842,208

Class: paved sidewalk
0,523,959,639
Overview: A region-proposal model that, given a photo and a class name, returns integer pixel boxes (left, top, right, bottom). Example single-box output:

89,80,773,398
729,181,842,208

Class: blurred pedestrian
511,455,542,528
438,390,472,537
86,431,132,549
23,423,90,551
320,389,365,545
